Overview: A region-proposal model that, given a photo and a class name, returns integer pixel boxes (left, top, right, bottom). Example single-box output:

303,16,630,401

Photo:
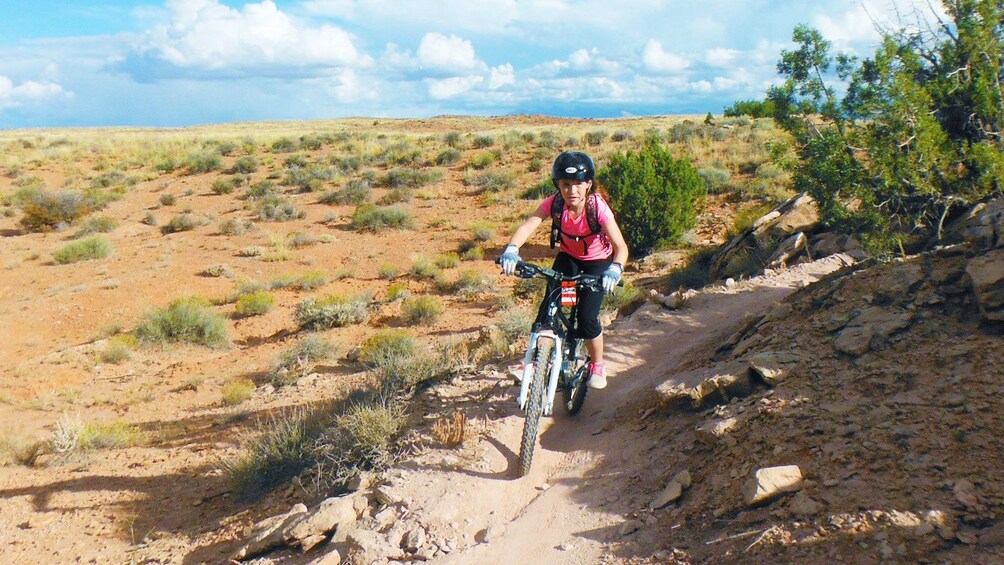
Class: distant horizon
0,0,944,129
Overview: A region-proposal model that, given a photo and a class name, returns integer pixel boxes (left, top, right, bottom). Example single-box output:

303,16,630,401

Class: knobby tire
518,338,553,477
563,364,589,416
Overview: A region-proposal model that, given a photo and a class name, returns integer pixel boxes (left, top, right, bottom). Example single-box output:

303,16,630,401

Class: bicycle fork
518,330,564,416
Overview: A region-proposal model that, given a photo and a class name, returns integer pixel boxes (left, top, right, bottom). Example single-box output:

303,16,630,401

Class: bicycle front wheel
517,338,553,477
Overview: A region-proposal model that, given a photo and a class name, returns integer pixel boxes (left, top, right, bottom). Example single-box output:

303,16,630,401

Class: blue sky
0,0,941,128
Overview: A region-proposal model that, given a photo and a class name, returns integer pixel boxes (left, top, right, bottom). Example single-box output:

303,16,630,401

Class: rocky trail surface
235,237,1004,564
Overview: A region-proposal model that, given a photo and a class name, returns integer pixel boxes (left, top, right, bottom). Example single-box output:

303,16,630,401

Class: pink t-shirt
537,193,615,261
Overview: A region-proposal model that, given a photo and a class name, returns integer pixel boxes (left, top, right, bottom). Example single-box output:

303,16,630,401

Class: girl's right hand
500,244,520,275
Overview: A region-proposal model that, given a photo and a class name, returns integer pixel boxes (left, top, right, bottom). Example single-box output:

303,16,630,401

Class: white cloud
324,68,377,103
417,33,483,74
705,47,740,68
0,75,66,109
137,0,367,73
568,49,592,70
427,75,483,99
642,40,689,73
488,64,515,89
302,0,358,19
815,0,948,50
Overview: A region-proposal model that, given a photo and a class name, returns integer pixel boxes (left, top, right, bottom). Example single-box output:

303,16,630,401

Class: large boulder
966,248,1004,321
283,495,366,551
832,306,914,356
232,503,308,561
656,361,754,409
709,193,820,280
962,199,1004,251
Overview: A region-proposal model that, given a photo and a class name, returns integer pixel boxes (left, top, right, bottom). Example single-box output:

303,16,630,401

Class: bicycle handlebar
495,258,621,290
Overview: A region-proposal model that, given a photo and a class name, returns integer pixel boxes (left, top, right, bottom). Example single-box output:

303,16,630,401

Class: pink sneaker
588,362,607,389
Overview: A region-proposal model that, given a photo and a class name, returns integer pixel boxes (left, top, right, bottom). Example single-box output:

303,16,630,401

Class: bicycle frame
514,263,594,416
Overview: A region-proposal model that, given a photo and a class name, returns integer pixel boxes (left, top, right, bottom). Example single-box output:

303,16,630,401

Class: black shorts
535,252,612,340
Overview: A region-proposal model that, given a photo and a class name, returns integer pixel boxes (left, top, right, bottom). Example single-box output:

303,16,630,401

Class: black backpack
549,191,602,251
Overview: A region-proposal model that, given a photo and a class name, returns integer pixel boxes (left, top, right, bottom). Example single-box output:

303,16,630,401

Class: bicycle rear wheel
517,338,552,477
562,362,589,416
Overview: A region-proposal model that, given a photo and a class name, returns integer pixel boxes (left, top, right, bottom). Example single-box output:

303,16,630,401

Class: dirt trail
388,256,850,564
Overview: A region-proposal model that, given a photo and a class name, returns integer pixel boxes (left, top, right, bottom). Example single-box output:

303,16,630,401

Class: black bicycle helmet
551,151,595,188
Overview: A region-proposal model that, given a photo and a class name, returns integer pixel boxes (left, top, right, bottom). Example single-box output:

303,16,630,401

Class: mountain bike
499,259,605,477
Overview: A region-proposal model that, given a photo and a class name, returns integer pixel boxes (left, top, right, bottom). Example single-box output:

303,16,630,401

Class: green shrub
135,298,230,348
602,282,644,314
755,164,783,179
269,269,328,291
452,269,495,299
401,295,443,326
233,156,259,174
0,432,46,467
350,204,415,231
471,223,495,242
72,216,118,239
19,190,93,231
382,167,443,189
161,213,206,234
359,329,418,368
222,378,255,405
496,304,534,342
186,151,223,174
468,170,515,192
271,335,337,387
384,282,410,301
219,218,253,236
319,179,370,205
271,137,298,153
520,177,552,200
159,193,177,206
224,408,323,501
698,167,731,194
377,187,412,205
377,263,398,279
255,195,304,221
612,130,635,142
284,164,336,193
202,264,233,278
51,415,142,455
469,151,495,169
235,291,275,317
436,148,462,166
585,130,609,146
434,253,460,269
295,294,371,330
100,334,138,364
473,135,495,148
53,236,112,264
444,131,464,148
211,177,237,194
599,139,706,256
408,255,440,279
245,180,279,200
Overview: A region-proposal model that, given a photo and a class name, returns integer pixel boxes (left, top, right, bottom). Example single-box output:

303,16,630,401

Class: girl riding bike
500,151,629,389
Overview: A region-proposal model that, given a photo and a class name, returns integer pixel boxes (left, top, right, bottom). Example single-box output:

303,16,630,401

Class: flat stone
232,503,308,561
789,492,821,516
650,481,683,509
696,417,739,444
744,465,804,506
284,496,361,547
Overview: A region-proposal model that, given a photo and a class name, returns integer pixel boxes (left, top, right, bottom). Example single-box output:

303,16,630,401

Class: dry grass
432,410,466,447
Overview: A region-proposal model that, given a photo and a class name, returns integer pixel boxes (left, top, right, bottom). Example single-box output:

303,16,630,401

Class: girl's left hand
602,263,622,294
